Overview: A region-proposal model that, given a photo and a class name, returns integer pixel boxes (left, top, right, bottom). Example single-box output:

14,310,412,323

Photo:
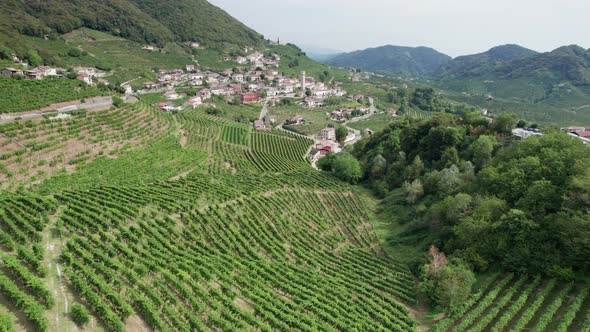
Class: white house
164,90,181,100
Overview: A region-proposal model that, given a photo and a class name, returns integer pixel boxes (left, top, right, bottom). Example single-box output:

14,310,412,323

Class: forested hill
327,45,452,76
350,112,590,279
434,44,539,79
0,0,264,47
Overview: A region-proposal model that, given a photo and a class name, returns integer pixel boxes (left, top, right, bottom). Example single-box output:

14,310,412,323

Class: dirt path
43,207,82,332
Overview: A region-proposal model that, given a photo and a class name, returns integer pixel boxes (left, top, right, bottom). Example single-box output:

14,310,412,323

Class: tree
260,90,267,99
305,89,311,97
26,50,43,66
419,247,475,312
516,120,527,128
0,46,13,60
492,113,517,134
467,135,496,170
70,304,90,326
370,154,387,178
335,126,348,145
402,179,424,204
331,153,362,184
317,153,336,171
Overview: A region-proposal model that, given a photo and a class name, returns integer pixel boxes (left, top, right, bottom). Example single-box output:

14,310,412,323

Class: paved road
0,97,113,123
259,99,270,121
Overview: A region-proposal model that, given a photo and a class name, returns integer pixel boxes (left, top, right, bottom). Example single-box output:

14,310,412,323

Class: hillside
435,44,539,79
0,0,263,48
327,45,451,76
434,45,590,112
0,102,418,331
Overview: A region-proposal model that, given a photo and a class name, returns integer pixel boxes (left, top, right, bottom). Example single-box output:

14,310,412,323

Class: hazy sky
208,0,589,57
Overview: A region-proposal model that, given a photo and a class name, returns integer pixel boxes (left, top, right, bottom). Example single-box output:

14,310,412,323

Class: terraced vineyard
4,101,588,331
0,102,418,331
0,103,172,189
431,273,590,332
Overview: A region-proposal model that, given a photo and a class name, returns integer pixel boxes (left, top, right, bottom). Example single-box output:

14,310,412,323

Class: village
1,47,389,161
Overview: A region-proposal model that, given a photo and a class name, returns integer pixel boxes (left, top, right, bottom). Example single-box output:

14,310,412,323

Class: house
74,67,96,77
223,56,231,62
123,84,133,95
184,96,202,108
157,102,181,112
304,98,325,108
315,140,338,155
199,89,212,100
188,79,203,86
281,85,294,94
247,52,263,62
77,75,93,85
189,73,204,80
186,64,196,72
362,128,374,136
287,116,305,125
187,42,200,48
265,88,280,97
388,108,398,116
353,94,366,101
318,127,336,140
574,131,590,138
241,92,258,103
142,45,156,51
97,79,110,86
512,128,542,140
164,90,181,100
357,106,370,113
1,68,24,77
313,90,331,98
27,68,45,80
236,56,247,64
142,82,160,89
232,74,244,82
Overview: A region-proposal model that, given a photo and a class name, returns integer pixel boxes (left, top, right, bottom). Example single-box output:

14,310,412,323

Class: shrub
70,303,91,326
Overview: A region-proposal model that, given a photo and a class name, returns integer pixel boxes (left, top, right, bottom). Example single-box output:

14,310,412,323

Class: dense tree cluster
352,112,590,278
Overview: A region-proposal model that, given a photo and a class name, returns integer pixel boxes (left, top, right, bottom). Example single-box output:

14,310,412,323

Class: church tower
301,71,306,92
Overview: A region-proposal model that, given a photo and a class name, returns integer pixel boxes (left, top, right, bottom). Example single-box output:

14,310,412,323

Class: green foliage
318,152,363,184
335,125,348,144
419,260,475,311
353,113,590,276
0,77,101,113
328,45,451,76
0,0,263,48
70,304,90,326
112,96,124,108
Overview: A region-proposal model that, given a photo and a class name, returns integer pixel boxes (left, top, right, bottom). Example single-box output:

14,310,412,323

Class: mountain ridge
327,45,452,76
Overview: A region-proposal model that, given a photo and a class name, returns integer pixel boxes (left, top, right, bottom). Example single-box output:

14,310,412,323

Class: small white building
164,90,181,100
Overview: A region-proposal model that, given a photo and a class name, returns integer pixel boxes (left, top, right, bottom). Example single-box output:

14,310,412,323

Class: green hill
435,44,538,79
327,45,452,76
0,0,263,48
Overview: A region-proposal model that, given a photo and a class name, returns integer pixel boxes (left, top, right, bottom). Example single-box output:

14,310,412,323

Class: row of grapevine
433,273,590,332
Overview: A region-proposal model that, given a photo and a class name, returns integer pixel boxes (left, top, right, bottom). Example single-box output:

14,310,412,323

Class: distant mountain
327,45,452,76
300,45,343,62
0,0,264,48
435,44,539,79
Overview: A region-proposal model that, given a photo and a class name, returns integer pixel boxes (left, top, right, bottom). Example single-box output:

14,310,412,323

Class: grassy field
348,113,397,132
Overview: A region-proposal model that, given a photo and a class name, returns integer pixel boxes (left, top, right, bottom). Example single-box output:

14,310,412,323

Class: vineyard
0,77,101,114
1,100,589,331
0,102,420,331
0,103,173,189
431,273,590,332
